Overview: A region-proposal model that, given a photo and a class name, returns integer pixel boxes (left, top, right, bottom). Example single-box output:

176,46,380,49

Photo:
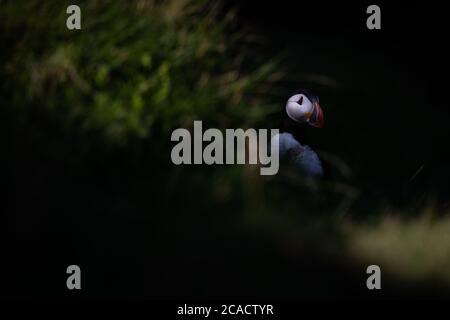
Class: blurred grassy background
1,0,450,298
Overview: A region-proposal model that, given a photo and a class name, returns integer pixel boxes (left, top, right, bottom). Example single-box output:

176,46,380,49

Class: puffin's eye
297,96,303,105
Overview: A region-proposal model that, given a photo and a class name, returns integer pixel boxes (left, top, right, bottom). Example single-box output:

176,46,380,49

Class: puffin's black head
285,89,324,128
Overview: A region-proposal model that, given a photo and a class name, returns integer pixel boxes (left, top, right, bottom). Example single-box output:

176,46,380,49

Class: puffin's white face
286,93,314,123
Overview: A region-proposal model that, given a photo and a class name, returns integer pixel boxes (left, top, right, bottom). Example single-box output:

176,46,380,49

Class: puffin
271,89,326,178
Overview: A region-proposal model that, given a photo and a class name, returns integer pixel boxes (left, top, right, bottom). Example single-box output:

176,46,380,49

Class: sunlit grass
344,208,450,285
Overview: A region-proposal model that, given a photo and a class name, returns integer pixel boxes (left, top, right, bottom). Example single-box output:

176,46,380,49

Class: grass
1,0,282,146
344,208,450,285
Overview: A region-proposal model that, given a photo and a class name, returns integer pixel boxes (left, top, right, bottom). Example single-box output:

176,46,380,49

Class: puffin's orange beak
310,102,324,128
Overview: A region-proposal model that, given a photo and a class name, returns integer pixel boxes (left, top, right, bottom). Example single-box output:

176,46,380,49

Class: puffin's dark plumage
274,89,326,178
